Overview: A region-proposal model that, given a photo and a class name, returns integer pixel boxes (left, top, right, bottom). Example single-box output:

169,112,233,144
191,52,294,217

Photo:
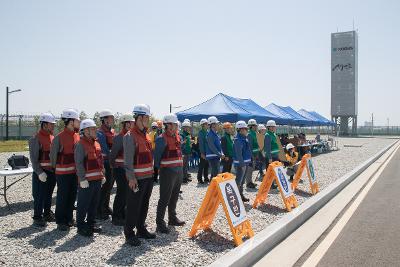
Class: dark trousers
77,180,101,229
197,157,209,181
55,173,78,225
153,167,159,181
235,165,248,195
182,154,190,179
98,162,114,215
112,167,128,220
222,157,233,173
156,167,183,225
124,177,154,239
208,158,220,179
32,170,56,219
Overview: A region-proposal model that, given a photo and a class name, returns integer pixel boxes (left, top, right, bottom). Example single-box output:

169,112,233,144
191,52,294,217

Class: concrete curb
209,140,398,267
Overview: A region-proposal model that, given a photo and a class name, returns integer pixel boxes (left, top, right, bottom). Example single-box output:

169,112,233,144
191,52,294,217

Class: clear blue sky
1,0,399,126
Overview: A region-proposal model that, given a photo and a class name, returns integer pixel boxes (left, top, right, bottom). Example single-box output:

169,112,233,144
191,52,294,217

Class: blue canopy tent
297,109,325,126
279,105,314,126
176,93,281,123
308,111,335,126
264,103,298,125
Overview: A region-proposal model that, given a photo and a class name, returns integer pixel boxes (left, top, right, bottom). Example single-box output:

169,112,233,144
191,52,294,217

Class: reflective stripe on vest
55,129,80,175
160,133,183,168
86,171,103,178
81,136,103,181
37,129,54,171
131,126,154,177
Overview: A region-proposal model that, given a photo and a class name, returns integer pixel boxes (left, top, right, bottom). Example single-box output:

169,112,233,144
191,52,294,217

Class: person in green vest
245,119,259,189
264,120,280,189
221,122,234,173
181,120,192,184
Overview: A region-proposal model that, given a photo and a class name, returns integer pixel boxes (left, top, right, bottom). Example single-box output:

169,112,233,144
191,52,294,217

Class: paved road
317,147,400,266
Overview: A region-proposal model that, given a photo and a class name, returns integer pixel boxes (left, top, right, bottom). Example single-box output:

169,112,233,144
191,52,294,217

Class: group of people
29,105,301,246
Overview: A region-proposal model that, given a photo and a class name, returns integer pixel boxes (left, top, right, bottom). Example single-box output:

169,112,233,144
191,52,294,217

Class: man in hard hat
180,119,192,183
29,112,57,227
264,120,280,189
197,118,209,184
75,119,106,237
285,143,299,182
245,119,259,189
233,121,252,202
109,114,134,226
96,109,115,220
206,116,225,179
124,104,156,246
221,122,234,173
256,124,267,180
50,109,80,231
154,113,185,234
149,121,160,183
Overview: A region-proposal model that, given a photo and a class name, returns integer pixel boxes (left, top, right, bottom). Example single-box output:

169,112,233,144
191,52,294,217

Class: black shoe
137,228,156,239
289,177,294,182
91,225,102,234
105,207,113,216
156,224,170,234
126,236,141,246
198,180,204,184
182,179,188,184
154,179,159,183
188,173,192,178
241,194,250,202
33,218,47,227
43,211,55,222
57,224,70,231
271,183,278,189
204,178,210,183
187,177,192,182
77,227,93,237
112,218,125,226
168,217,185,226
247,182,257,189
68,219,76,227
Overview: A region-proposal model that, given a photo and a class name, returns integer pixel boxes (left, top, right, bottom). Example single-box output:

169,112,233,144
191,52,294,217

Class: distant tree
79,111,88,120
93,112,101,126
33,115,40,130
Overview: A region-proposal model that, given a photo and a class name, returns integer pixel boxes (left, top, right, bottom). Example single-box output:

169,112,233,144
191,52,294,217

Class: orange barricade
189,172,254,246
291,154,319,194
253,161,298,212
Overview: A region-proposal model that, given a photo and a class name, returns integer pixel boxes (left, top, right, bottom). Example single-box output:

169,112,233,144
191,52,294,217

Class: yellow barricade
291,154,319,195
189,172,254,246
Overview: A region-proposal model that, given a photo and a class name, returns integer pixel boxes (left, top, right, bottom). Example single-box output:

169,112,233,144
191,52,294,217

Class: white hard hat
120,114,134,122
80,119,97,131
61,108,79,120
183,119,190,123
39,113,56,124
200,118,208,125
286,143,295,150
266,120,277,127
207,116,219,125
151,122,158,128
235,120,248,129
163,113,179,124
248,119,257,126
133,104,151,116
99,109,114,118
182,121,191,127
258,124,266,130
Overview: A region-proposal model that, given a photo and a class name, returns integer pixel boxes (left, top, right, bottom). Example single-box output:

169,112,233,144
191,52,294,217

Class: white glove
101,177,106,185
38,172,47,182
80,180,89,188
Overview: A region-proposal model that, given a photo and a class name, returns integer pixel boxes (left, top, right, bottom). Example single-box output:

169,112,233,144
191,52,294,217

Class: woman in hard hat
29,112,57,227
96,109,115,220
221,122,234,173
109,114,134,226
233,121,252,202
50,108,80,231
285,143,299,182
75,119,106,237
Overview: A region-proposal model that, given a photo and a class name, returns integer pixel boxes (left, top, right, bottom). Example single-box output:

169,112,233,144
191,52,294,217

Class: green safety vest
266,130,279,154
249,129,259,155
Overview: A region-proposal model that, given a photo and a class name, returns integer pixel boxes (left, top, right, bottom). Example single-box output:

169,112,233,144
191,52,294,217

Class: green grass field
0,140,29,153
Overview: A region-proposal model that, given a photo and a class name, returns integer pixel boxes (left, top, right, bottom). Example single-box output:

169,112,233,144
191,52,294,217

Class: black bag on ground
7,154,29,170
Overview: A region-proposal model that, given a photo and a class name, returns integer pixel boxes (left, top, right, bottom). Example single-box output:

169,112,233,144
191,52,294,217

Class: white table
0,166,33,208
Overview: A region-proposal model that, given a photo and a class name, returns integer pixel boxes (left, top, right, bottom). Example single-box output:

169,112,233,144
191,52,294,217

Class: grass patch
0,140,29,153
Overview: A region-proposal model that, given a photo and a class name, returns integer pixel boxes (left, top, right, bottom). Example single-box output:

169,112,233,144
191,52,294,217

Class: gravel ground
0,137,396,267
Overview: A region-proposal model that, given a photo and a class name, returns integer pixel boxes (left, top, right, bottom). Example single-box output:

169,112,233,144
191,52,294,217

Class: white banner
219,180,247,227
274,166,293,198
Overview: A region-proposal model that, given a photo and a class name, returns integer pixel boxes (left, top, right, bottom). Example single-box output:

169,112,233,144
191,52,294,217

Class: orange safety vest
80,136,104,181
160,132,183,168
99,124,115,157
55,128,80,175
37,129,54,171
131,126,154,177
114,129,128,168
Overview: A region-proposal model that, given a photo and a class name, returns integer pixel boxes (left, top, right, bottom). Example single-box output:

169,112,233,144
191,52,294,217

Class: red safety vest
37,129,54,171
99,124,115,158
80,136,104,181
114,128,128,168
160,132,183,168
131,126,153,177
55,128,80,175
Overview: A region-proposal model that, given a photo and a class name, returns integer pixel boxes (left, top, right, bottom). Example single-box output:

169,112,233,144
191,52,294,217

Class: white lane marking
302,143,400,267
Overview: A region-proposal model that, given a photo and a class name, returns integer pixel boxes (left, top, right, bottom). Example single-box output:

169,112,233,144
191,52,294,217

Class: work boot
106,207,113,216
168,217,185,226
43,211,55,222
156,223,170,234
204,178,210,184
198,179,204,184
126,235,141,246
57,224,70,231
182,179,188,184
112,217,125,226
137,228,156,239
91,224,102,234
68,219,76,227
271,183,278,189
77,226,93,237
240,194,249,202
33,217,47,227
246,182,257,189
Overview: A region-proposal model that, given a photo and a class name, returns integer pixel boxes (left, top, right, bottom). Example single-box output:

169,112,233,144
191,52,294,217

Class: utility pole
169,104,172,113
371,113,374,136
5,87,22,141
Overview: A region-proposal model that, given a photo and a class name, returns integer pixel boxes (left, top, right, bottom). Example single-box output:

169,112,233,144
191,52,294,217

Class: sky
0,0,399,126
